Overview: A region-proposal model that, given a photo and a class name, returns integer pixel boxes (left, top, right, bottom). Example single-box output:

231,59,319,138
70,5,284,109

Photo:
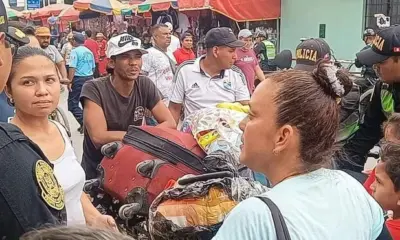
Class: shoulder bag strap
153,45,177,75
256,196,291,240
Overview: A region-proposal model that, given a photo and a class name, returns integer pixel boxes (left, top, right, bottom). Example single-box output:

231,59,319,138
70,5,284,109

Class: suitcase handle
178,171,233,185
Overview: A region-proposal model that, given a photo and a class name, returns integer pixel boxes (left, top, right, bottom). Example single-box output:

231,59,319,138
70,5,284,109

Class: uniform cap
0,1,29,45
294,38,331,71
357,25,400,66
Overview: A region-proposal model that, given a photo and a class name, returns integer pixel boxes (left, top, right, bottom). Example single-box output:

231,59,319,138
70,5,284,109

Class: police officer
253,31,277,72
354,28,379,92
339,25,400,172
0,1,66,239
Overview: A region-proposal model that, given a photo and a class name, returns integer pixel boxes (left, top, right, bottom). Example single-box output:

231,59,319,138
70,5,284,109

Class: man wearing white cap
166,22,180,53
235,29,265,93
80,33,176,180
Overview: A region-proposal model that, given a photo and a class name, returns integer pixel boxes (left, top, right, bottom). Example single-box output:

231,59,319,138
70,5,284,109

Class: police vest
337,85,361,143
380,83,395,118
262,40,276,60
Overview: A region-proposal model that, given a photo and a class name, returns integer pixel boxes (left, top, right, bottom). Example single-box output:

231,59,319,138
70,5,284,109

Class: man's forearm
255,65,265,81
90,130,126,149
68,68,76,82
57,61,68,79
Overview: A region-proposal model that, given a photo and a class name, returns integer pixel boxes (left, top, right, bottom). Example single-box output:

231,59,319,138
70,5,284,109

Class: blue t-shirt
69,45,95,77
213,168,384,240
0,92,14,123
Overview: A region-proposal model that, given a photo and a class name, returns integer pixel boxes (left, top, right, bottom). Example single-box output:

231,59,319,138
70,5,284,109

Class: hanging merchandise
152,8,179,30
176,12,190,34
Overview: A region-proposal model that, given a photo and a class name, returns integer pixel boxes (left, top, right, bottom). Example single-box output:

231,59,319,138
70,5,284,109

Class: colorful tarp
73,0,136,15
7,8,22,18
58,5,80,22
31,4,70,18
209,0,280,21
138,0,178,13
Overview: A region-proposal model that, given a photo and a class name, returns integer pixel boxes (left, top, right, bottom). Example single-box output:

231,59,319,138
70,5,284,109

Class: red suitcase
98,126,207,216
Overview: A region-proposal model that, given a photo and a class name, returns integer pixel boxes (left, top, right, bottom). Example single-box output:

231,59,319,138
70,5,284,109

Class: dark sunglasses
5,34,19,56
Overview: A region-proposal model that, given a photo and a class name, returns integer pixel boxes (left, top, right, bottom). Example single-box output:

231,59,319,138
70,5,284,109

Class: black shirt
80,75,161,180
0,123,65,239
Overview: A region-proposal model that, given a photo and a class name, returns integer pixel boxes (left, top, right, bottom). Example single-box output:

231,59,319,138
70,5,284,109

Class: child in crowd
367,113,400,239
364,113,400,194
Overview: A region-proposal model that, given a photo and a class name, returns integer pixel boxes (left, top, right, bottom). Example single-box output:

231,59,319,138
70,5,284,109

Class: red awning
178,0,209,10
209,0,280,22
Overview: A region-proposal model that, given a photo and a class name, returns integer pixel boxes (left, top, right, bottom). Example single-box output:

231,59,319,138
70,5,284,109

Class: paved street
59,88,84,162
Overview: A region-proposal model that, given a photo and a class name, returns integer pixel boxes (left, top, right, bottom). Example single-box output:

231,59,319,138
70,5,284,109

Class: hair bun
312,60,352,99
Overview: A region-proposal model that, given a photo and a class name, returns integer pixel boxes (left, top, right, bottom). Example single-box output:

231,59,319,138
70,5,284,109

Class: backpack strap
256,196,291,240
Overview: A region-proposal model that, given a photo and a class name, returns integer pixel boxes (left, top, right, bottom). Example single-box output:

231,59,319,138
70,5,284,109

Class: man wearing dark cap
340,25,400,172
294,38,361,145
68,32,95,134
169,27,250,123
353,28,379,90
0,1,66,238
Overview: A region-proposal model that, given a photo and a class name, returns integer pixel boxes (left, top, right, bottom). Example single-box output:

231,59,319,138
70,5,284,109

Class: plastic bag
149,175,269,240
181,107,247,165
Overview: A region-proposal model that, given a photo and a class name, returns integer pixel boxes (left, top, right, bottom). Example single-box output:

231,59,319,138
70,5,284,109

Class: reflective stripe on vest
262,40,276,60
381,84,395,118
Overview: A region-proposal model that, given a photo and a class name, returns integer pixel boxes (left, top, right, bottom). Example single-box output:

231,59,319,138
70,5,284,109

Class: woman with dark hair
5,46,117,229
213,61,385,239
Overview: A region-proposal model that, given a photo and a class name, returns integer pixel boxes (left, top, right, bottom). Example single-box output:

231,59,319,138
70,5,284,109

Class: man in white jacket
166,22,180,53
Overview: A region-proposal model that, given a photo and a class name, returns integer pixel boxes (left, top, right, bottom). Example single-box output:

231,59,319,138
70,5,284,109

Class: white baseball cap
165,22,173,31
238,29,253,38
106,33,148,58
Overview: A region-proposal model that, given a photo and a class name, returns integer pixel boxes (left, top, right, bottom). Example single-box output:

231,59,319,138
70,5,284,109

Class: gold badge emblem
35,160,65,210
14,29,26,39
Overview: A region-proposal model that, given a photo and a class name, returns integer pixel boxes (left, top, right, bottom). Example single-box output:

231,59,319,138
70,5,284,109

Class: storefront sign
27,0,40,10
9,0,17,7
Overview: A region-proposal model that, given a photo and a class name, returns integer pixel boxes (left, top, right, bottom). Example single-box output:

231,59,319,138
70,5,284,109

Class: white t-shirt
52,121,86,226
213,168,384,240
168,35,181,53
142,47,176,103
43,45,64,64
170,56,250,117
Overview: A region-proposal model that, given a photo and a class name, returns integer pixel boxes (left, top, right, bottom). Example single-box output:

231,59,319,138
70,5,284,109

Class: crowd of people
2,0,400,238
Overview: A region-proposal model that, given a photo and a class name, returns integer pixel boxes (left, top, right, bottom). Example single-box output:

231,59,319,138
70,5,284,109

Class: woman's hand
90,214,118,231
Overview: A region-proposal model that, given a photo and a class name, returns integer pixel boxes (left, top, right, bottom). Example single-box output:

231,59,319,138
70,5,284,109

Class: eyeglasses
5,34,19,56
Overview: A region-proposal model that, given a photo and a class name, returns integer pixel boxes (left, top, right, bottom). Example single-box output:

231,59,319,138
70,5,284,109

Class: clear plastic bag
181,108,247,165
149,174,269,240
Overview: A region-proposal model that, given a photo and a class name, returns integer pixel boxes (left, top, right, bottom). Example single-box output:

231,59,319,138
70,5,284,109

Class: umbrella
31,3,71,18
74,0,136,15
7,8,22,18
138,0,177,13
58,5,80,22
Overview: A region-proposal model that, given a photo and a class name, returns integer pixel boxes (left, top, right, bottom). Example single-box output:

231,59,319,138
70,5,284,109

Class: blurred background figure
173,32,195,65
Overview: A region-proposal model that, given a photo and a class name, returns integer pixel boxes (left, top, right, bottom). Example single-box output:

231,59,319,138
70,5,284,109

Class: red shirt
84,39,99,63
364,168,400,239
97,39,107,57
387,219,400,239
234,48,258,93
173,48,195,65
363,168,376,195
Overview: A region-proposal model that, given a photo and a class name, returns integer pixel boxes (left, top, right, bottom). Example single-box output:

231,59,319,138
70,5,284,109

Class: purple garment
235,48,258,93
